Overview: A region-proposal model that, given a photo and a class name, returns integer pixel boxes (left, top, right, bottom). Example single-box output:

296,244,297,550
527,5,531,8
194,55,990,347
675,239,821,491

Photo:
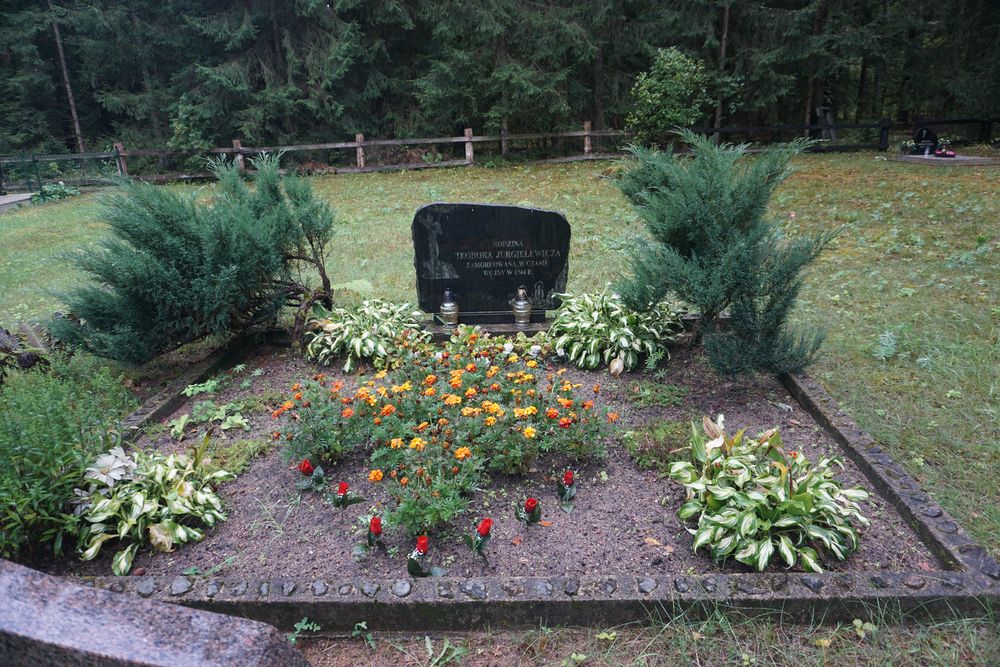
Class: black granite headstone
912,126,938,154
412,203,570,323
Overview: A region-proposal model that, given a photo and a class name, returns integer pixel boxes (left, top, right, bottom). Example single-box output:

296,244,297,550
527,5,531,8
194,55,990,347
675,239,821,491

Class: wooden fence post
981,119,993,143
583,121,592,155
464,128,474,164
877,119,890,151
355,134,365,169
501,119,509,156
113,143,128,176
231,139,245,172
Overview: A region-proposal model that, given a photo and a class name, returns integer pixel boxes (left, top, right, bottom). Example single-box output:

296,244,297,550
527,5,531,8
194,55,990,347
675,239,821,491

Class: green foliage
287,617,322,646
615,130,832,375
626,381,688,409
623,420,689,474
32,182,81,204
50,155,335,364
77,436,233,575
305,300,430,373
626,47,711,146
669,416,869,572
549,291,686,370
0,357,135,558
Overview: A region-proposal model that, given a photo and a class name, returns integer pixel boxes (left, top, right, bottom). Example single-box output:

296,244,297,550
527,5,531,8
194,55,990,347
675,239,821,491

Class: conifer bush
51,155,335,363
615,130,832,375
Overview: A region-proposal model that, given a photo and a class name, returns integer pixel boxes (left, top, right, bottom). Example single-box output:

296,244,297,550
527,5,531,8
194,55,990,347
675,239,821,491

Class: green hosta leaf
734,541,758,564
80,533,115,561
738,513,757,537
799,546,823,573
111,544,139,576
707,484,735,500
678,501,703,520
837,488,869,503
148,521,177,552
756,539,774,571
777,535,796,567
692,525,714,552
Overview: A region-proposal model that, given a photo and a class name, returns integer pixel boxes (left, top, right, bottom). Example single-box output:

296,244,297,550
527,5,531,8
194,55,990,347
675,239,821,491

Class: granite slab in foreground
0,559,308,667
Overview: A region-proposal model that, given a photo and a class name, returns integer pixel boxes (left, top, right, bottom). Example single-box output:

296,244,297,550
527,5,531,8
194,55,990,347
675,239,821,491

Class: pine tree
614,129,832,375
51,156,335,363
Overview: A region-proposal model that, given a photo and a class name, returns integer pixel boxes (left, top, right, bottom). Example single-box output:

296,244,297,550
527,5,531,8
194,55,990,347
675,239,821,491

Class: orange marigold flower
484,416,497,426
486,366,499,378
272,431,281,440
291,382,302,391
559,417,573,429
368,469,384,482
546,408,559,419
373,417,382,425
356,387,371,399
454,447,472,460
294,392,303,401
409,437,427,451
558,398,574,409
380,404,397,417
438,418,449,426
583,400,594,410
424,374,437,385
443,394,462,406
342,407,355,418
376,386,388,397
424,387,436,396
490,383,501,391
561,382,573,392
523,426,537,438
282,401,295,411
341,397,353,405
331,380,344,392
450,379,463,389
312,374,326,382
390,438,404,449
465,387,477,398
592,384,601,394
400,476,409,487
465,363,476,372
415,421,430,432
607,412,620,423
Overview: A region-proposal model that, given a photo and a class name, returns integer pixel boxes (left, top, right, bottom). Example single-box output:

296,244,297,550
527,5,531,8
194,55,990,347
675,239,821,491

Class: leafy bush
626,47,711,146
51,154,335,364
77,436,233,575
31,181,81,203
549,291,685,370
0,357,135,558
305,300,431,372
669,416,869,572
615,130,833,375
278,326,610,535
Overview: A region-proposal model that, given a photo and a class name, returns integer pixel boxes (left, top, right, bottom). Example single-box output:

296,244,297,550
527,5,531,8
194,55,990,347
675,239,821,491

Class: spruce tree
615,129,831,375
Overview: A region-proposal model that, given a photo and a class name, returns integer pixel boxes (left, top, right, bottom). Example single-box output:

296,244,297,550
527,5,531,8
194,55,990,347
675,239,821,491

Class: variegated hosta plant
305,300,431,372
669,416,869,573
549,290,685,370
77,435,233,575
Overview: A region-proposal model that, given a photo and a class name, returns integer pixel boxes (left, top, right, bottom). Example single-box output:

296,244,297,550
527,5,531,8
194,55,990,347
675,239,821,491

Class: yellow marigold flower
424,387,436,396
486,366,499,378
557,368,567,376
454,447,472,460
465,387,478,398
561,382,573,392
443,393,462,406
390,438,403,449
282,401,295,411
409,437,427,451
356,387,371,399
495,408,506,417
368,469,384,482
465,363,476,372
391,381,412,393
461,406,482,417
525,405,538,416
376,386,388,397
484,416,497,426
291,382,302,391
367,397,377,406
438,418,449,425
508,354,519,363
375,370,388,379
526,360,538,368
523,426,537,439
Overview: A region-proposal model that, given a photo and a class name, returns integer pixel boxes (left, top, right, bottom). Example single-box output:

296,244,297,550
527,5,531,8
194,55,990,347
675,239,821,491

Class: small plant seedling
628,380,688,409
351,621,376,649
287,616,321,645
182,378,221,396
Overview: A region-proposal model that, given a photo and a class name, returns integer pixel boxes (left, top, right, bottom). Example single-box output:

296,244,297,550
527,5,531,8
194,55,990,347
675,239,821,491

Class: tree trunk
47,0,85,153
592,45,605,130
855,56,868,122
713,2,731,134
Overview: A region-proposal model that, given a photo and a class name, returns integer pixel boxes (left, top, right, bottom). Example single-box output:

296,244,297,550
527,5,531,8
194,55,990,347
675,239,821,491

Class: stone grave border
25,330,1000,631
888,154,1000,166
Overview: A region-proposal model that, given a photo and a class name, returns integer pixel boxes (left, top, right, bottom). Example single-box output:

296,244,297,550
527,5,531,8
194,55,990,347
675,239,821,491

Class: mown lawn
1,153,997,664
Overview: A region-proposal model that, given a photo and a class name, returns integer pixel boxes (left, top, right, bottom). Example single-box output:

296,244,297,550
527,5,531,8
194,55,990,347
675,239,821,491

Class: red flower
558,417,572,429
337,481,349,496
298,459,314,476
524,497,538,513
416,535,429,555
563,470,574,487
369,516,382,536
477,518,493,537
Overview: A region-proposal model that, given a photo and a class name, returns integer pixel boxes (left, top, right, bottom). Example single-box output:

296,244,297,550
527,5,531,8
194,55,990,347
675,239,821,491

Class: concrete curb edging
50,337,1000,630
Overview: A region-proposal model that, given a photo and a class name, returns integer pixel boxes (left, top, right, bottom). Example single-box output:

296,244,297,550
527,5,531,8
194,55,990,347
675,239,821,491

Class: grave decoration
412,203,570,325
912,126,939,155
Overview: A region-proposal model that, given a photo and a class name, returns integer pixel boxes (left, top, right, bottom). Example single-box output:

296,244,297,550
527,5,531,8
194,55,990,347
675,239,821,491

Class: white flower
502,342,514,354
528,345,541,357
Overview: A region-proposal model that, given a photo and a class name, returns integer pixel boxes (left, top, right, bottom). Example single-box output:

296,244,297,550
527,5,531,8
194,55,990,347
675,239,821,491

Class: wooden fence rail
1,117,995,193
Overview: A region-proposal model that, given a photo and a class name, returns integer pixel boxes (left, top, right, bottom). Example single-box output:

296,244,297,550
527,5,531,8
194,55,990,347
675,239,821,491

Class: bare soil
50,344,942,580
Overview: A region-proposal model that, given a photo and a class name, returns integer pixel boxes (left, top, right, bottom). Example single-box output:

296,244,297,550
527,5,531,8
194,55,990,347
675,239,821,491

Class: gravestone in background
412,203,570,324
912,126,938,155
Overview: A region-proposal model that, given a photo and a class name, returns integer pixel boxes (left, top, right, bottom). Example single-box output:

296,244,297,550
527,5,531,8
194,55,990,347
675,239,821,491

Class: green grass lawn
2,153,998,664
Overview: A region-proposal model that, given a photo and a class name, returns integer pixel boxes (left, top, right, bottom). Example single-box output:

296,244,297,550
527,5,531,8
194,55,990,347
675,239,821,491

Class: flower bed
45,333,942,582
